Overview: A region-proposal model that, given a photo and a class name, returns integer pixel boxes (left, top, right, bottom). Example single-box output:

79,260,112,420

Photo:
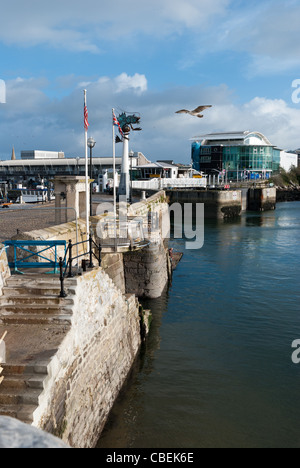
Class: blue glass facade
192,143,280,180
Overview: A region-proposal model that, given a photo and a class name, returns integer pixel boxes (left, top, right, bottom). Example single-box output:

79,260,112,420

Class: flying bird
175,105,212,118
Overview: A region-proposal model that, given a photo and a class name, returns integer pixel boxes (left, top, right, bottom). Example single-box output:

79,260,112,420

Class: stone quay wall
126,191,171,298
33,268,141,448
247,187,277,211
166,189,242,219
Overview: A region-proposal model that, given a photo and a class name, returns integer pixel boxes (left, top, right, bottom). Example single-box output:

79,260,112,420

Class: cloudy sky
0,0,300,162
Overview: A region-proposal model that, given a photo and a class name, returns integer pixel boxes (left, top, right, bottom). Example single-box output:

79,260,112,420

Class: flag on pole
84,104,89,131
112,110,124,138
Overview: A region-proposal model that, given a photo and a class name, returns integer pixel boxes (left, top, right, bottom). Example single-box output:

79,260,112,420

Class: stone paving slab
0,324,69,365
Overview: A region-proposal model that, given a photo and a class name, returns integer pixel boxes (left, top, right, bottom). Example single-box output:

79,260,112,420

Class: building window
200,156,212,163
201,147,211,155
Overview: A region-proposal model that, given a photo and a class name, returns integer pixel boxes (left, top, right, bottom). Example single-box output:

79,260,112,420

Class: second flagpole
84,89,90,239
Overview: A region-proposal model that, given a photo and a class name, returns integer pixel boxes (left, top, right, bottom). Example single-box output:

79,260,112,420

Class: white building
21,150,65,160
280,151,298,172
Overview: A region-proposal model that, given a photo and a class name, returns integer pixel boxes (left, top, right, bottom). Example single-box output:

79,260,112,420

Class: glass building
192,131,281,181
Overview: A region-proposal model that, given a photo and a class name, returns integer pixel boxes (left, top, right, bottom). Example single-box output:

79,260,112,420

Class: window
200,156,212,163
201,147,211,155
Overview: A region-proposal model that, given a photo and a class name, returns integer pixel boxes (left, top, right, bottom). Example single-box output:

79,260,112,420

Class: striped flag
84,105,89,131
112,110,124,137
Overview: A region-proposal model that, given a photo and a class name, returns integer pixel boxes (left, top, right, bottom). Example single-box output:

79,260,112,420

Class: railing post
68,239,73,278
98,243,102,267
89,234,94,268
59,257,67,298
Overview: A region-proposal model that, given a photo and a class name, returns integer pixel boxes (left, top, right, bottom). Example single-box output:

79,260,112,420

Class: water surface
97,202,300,449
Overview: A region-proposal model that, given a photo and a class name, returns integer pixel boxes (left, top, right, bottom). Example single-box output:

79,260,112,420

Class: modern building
191,131,298,180
0,150,152,189
0,156,122,187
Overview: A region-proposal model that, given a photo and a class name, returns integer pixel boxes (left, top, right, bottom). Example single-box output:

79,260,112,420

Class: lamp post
87,137,96,217
76,156,80,176
129,150,135,204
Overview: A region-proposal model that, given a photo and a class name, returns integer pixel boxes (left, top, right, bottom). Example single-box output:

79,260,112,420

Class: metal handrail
59,235,102,298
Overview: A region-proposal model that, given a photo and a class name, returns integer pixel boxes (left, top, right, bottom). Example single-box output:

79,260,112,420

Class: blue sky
1,0,300,162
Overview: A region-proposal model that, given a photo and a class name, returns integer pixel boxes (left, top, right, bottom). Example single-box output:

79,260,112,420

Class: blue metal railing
4,240,67,274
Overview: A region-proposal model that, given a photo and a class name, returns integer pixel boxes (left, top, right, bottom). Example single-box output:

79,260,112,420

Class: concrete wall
166,190,242,219
10,219,88,264
33,268,141,448
0,244,10,297
247,187,276,211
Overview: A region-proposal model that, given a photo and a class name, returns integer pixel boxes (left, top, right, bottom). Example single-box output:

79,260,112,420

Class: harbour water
97,201,300,449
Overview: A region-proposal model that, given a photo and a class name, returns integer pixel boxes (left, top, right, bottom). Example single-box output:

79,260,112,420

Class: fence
59,235,101,298
132,177,207,191
5,240,67,274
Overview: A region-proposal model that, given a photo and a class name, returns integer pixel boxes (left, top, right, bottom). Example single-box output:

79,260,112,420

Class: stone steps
0,295,74,306
0,364,48,424
0,275,77,423
0,314,72,325
0,404,38,424
3,286,76,297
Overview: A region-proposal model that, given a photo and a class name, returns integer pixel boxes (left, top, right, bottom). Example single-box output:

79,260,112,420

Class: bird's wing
175,109,189,114
193,105,212,113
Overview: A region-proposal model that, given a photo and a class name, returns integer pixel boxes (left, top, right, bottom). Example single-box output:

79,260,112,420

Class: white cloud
1,74,300,162
0,80,6,104
0,0,229,51
114,73,147,94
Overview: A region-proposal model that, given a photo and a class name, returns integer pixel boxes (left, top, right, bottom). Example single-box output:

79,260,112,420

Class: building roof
138,162,178,170
191,131,273,146
0,157,122,167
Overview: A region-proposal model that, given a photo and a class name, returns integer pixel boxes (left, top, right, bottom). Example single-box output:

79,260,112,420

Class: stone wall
126,191,171,298
10,219,88,263
33,268,141,448
0,244,10,297
166,189,242,219
100,253,125,294
124,238,170,299
247,187,276,211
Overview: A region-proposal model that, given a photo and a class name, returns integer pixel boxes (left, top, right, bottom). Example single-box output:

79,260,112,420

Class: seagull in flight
175,105,212,118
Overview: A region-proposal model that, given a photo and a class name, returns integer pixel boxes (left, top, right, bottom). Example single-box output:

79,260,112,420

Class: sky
1,0,300,162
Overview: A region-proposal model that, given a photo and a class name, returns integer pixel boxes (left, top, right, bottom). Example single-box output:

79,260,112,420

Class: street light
129,150,135,204
76,156,80,176
87,137,96,217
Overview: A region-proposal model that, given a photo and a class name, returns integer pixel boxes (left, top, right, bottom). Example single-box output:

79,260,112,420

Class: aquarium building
191,131,294,180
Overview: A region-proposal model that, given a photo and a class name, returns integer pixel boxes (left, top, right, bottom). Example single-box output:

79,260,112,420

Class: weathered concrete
166,189,242,219
0,416,70,448
247,187,276,212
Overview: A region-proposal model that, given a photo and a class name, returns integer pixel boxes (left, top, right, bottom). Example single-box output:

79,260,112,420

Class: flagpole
112,108,117,218
84,89,90,239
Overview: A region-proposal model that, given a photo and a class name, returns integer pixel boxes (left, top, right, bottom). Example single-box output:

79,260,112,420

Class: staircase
0,275,76,326
0,273,77,423
0,363,48,424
